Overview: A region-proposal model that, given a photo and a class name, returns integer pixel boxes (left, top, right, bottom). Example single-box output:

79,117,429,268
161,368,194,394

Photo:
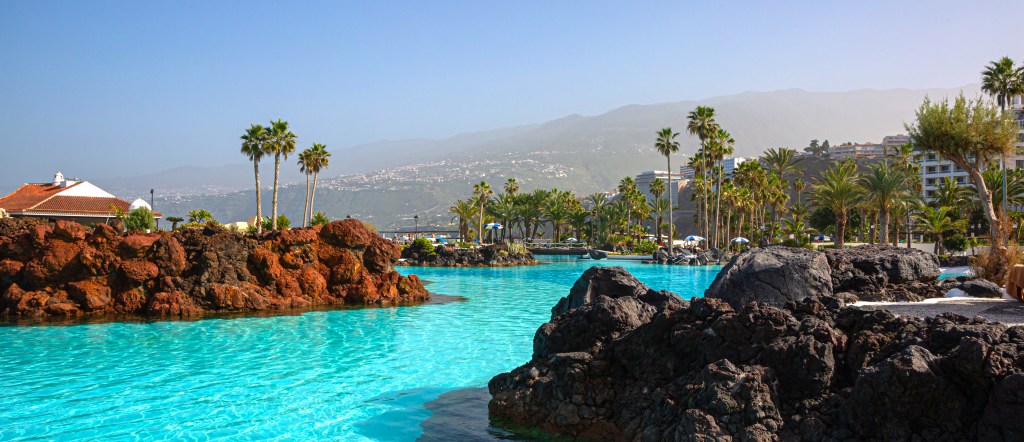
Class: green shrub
632,240,658,254
411,237,435,255
507,241,527,255
498,250,509,258
123,207,156,232
311,211,331,226
782,238,799,247
943,235,969,253
262,215,291,231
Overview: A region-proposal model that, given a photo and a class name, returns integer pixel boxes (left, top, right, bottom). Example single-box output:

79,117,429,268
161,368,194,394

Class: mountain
101,84,983,229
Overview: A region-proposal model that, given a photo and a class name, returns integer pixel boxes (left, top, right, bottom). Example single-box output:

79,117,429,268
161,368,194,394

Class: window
1017,160,1024,169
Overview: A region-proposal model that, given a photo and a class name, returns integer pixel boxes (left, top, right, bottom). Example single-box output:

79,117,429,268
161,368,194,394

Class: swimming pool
0,258,720,441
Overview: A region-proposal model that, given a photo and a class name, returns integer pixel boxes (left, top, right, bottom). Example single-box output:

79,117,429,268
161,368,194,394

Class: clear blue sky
1,0,1021,184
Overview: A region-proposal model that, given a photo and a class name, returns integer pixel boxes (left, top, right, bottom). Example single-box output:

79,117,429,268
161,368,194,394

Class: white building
829,143,885,160
679,157,751,180
634,170,685,204
881,134,911,155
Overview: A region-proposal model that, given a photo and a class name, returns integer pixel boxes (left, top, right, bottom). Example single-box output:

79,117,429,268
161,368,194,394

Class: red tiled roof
0,183,162,218
30,195,130,215
0,183,80,211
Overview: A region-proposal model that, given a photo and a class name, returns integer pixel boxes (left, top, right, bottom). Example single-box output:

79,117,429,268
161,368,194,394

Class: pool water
0,258,721,441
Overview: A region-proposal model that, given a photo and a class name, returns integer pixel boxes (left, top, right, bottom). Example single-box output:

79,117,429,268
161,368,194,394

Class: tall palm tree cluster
239,120,330,232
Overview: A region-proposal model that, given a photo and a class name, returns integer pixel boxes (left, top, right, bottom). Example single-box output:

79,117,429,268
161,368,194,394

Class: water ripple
0,257,718,440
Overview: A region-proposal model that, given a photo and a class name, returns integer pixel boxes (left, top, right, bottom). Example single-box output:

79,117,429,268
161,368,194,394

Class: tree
915,206,967,254
449,199,475,240
307,143,330,223
905,95,1018,247
804,139,828,157
982,57,1024,113
240,124,267,233
588,193,609,243
188,209,213,224
504,178,520,196
124,207,156,232
473,181,494,242
810,160,861,248
762,147,804,182
264,119,298,230
650,197,670,243
654,127,680,253
859,161,909,244
310,211,330,226
709,128,735,248
298,148,314,227
165,216,184,231
931,177,974,216
687,107,718,241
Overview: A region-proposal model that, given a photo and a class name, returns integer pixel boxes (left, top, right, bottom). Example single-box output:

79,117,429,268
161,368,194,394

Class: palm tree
793,178,806,204
308,143,330,223
810,160,862,248
297,148,314,227
188,209,213,224
860,161,909,244
982,57,1024,114
709,128,734,248
264,119,298,230
473,181,494,242
504,178,520,196
650,197,670,243
488,194,518,241
588,193,609,243
916,206,967,254
687,107,718,240
649,177,665,200
449,199,475,240
654,127,680,252
240,124,267,233
165,216,184,231
762,147,804,182
981,57,1023,220
931,177,974,215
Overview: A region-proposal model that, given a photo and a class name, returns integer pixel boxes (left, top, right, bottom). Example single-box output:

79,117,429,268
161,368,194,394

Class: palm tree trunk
667,156,674,256
271,153,281,230
253,160,263,234
836,212,847,249
310,172,319,223
478,203,485,243
879,208,889,245
714,170,722,248
303,173,310,227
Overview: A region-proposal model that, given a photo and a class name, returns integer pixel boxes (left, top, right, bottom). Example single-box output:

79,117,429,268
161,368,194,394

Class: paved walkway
855,298,1024,326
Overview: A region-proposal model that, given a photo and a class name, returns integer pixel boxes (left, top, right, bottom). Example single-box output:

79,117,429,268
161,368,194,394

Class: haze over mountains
74,84,982,228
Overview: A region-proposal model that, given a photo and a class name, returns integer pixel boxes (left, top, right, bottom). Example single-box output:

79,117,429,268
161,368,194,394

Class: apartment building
828,142,885,160
679,157,751,180
634,170,685,204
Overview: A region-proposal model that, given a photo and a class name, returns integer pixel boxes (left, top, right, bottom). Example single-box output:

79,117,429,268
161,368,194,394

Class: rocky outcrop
489,266,1024,441
0,219,428,320
704,246,833,309
399,243,536,267
706,245,946,305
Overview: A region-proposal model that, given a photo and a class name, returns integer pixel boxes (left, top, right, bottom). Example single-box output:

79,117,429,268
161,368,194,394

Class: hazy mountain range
36,84,985,228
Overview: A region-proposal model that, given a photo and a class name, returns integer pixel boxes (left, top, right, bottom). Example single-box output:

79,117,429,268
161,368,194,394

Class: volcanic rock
704,246,833,309
489,266,1024,441
0,218,428,320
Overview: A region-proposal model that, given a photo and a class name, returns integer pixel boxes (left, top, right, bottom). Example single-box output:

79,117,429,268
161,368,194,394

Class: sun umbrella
731,237,749,243
484,223,503,230
814,235,831,241
684,235,706,242
565,237,578,242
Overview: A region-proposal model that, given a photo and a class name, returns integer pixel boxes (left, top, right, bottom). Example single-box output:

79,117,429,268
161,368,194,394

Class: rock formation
489,266,1024,441
0,219,428,320
399,243,536,267
706,245,945,306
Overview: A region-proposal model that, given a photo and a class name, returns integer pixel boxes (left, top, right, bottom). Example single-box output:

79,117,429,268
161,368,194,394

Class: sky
1,0,1021,187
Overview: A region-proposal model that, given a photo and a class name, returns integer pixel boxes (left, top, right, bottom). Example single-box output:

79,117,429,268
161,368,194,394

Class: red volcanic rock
53,220,88,242
119,234,159,259
121,260,159,282
0,219,428,320
146,291,201,317
364,240,400,273
0,259,24,280
319,219,373,249
66,278,112,311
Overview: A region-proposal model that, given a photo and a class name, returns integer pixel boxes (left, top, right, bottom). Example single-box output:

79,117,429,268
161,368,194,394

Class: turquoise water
0,258,721,441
